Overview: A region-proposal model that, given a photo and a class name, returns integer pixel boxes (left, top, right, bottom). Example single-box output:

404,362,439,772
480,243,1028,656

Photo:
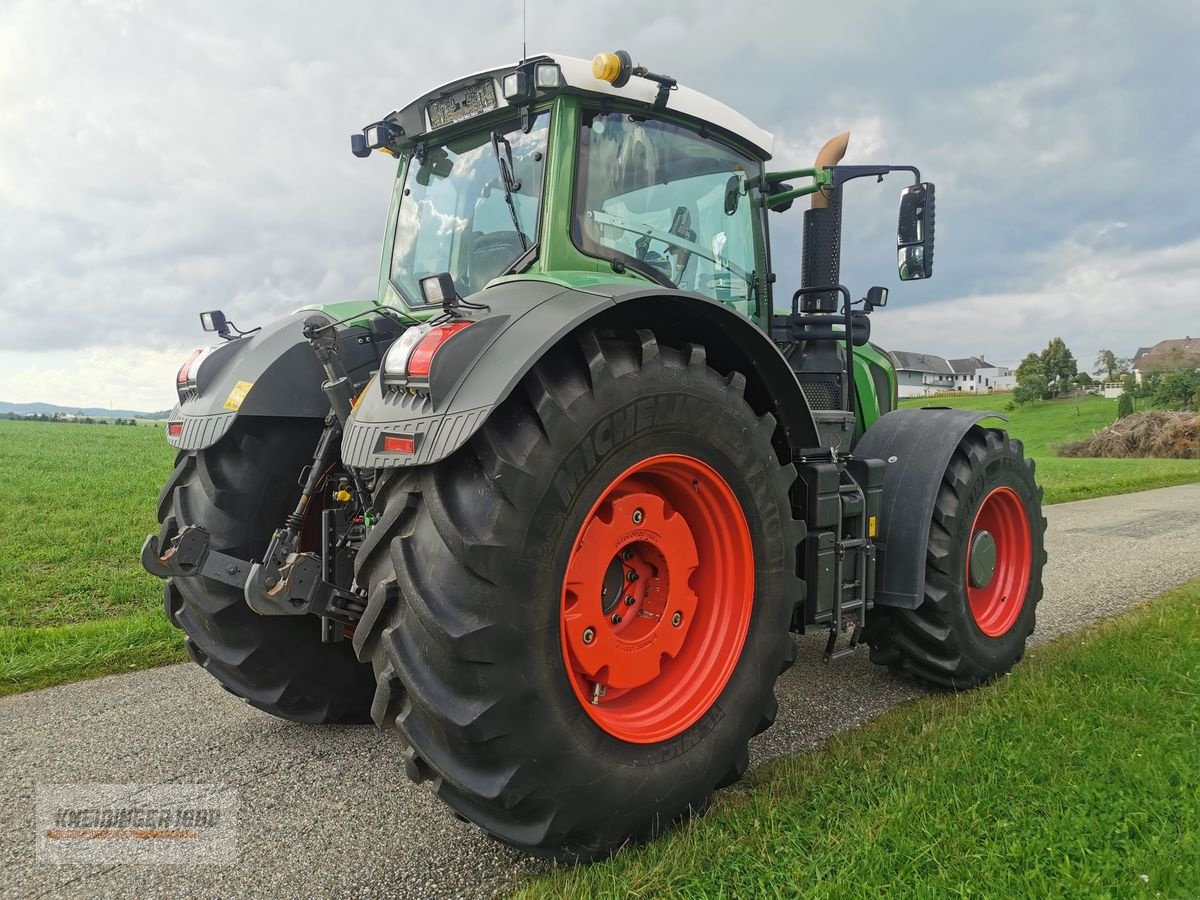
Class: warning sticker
223,380,253,411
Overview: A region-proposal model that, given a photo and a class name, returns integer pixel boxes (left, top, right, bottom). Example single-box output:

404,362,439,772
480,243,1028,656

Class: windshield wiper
490,131,528,251
605,253,675,289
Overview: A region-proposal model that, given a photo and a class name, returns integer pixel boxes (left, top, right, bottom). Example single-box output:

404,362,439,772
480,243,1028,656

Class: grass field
519,579,1200,899
899,393,1200,503
0,420,182,694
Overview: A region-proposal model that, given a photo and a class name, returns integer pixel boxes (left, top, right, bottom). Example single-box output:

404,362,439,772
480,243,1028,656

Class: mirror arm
756,167,832,210
827,164,921,189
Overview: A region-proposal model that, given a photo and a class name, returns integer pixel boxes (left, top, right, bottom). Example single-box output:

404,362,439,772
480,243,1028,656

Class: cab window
574,110,760,316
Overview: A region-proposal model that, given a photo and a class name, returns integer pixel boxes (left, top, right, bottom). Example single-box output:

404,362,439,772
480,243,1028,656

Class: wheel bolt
611,613,623,624
626,570,639,583
671,611,683,627
632,508,644,525
582,627,595,644
624,595,636,606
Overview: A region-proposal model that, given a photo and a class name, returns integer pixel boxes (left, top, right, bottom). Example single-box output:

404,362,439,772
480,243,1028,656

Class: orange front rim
559,454,754,744
967,486,1032,637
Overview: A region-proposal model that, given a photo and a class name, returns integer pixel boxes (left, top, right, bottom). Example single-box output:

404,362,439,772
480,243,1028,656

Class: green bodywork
312,91,897,432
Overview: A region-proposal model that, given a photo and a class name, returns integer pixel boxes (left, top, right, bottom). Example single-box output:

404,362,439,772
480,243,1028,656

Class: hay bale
1058,411,1200,459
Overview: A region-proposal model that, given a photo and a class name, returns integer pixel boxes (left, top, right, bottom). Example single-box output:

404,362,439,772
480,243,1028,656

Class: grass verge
0,611,184,697
900,394,1200,503
519,579,1200,899
0,420,184,695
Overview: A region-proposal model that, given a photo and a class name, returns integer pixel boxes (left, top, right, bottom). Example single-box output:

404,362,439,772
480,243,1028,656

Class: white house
888,352,1015,397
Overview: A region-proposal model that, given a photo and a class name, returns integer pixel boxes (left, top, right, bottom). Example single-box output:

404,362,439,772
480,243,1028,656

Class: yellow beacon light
592,50,632,87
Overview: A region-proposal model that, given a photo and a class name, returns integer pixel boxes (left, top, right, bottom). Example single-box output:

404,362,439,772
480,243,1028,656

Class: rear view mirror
897,182,935,280
724,174,741,215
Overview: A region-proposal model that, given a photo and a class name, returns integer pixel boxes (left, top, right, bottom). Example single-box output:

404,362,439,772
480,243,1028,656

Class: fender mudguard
167,309,387,451
342,279,820,468
853,408,1005,608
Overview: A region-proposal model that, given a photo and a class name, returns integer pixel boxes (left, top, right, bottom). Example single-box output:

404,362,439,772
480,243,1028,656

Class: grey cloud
0,0,1197,389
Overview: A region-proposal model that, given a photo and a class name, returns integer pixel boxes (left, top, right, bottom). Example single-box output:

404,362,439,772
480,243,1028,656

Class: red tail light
406,322,472,379
177,349,204,385
167,422,183,437
382,434,416,454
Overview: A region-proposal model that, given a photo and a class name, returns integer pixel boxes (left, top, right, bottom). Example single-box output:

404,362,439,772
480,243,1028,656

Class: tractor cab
352,52,775,318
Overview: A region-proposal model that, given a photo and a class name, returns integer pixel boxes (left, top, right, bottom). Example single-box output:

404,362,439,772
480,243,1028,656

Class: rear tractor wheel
865,427,1047,688
157,418,375,724
353,329,804,860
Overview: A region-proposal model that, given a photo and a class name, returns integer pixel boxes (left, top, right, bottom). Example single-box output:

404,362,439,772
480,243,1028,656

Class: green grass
0,420,184,694
520,579,1200,899
900,393,1200,503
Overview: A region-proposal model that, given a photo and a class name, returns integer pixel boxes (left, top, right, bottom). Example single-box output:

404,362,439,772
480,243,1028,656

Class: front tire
353,330,803,860
157,418,375,724
864,427,1047,688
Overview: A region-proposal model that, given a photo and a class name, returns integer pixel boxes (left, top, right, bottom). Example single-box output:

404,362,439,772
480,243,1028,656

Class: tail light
406,322,472,379
176,347,215,400
381,321,472,387
176,349,205,385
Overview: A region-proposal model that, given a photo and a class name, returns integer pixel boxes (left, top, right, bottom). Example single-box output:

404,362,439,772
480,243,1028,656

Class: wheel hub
969,530,997,588
562,490,698,691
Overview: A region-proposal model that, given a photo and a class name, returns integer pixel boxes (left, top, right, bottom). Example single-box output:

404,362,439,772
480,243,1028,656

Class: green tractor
143,51,1046,860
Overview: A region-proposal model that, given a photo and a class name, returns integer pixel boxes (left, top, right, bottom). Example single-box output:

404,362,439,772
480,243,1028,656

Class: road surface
3,483,1199,899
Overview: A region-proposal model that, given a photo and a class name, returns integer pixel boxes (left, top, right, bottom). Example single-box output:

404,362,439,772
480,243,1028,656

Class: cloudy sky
1,0,1197,410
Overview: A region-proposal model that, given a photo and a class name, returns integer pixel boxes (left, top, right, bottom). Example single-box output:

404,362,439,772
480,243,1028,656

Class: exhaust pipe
810,132,849,209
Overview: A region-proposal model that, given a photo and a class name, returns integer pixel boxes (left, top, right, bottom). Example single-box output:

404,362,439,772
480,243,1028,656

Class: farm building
888,352,1016,397
1132,337,1200,383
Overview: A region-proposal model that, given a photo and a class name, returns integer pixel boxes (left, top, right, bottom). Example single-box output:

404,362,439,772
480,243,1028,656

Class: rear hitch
243,544,365,625
140,526,250,589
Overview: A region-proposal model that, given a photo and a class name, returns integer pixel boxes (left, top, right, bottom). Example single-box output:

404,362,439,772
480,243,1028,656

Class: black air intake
800,187,842,313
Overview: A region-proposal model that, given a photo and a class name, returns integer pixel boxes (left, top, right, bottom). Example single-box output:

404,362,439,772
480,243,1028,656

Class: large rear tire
864,426,1047,688
353,330,804,860
157,418,375,724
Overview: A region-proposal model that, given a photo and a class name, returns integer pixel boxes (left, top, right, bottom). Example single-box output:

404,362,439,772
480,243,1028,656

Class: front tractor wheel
865,427,1047,688
354,330,803,860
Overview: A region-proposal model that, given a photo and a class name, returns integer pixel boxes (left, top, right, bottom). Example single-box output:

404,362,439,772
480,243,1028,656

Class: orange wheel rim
559,454,754,743
967,486,1032,637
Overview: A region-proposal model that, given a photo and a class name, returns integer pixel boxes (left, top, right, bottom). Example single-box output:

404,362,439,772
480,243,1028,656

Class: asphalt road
4,482,1199,899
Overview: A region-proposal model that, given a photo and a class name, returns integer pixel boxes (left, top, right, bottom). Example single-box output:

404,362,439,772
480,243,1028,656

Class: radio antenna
521,0,527,62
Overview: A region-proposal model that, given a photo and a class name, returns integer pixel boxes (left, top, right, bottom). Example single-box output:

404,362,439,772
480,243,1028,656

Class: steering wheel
468,230,528,291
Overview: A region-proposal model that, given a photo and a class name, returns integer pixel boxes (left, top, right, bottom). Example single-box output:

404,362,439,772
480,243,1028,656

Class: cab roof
379,52,775,159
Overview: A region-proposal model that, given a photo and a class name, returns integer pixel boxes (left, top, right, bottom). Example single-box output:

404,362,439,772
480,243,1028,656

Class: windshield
574,110,761,317
389,112,549,305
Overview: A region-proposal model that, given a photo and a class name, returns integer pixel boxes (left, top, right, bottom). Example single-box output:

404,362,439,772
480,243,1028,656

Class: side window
575,110,761,316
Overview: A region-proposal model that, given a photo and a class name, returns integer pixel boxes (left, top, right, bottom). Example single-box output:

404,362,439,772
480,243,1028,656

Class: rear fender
167,309,390,451
342,279,820,468
854,408,1005,608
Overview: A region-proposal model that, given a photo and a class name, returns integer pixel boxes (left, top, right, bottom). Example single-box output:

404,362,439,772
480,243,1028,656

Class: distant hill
0,401,171,420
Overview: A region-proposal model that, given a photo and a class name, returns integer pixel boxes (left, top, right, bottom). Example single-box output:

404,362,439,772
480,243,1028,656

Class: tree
1093,349,1131,381
1151,369,1200,410
1117,392,1134,418
1014,372,1048,405
1015,352,1044,381
1040,337,1077,390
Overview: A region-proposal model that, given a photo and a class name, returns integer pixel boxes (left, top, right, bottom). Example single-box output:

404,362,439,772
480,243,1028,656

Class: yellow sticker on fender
223,380,254,411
